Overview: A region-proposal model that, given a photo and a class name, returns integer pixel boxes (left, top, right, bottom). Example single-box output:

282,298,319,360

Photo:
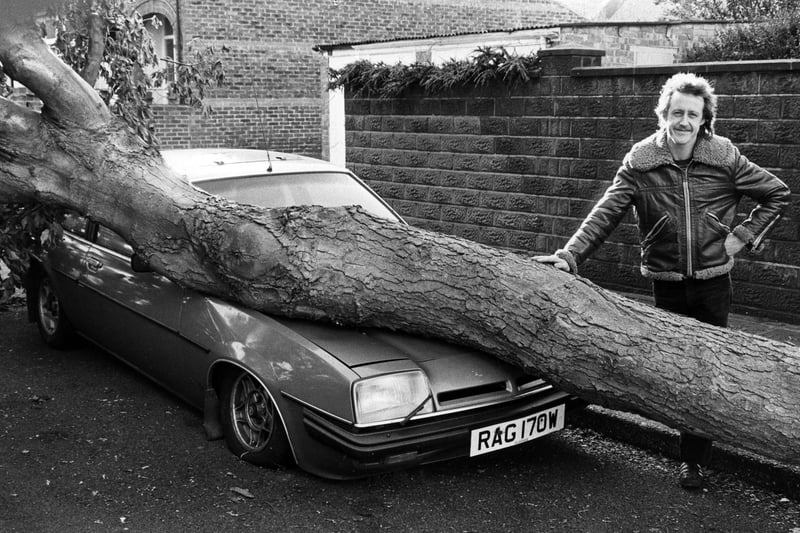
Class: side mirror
130,253,152,273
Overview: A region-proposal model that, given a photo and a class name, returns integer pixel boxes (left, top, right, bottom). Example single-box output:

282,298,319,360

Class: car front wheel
36,275,75,348
219,370,293,468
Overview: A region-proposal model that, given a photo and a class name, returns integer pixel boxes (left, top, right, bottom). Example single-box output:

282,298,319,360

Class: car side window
62,212,88,238
95,225,134,257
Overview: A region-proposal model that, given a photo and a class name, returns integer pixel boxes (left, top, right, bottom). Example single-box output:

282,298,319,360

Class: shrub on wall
681,9,800,61
329,47,541,98
659,0,796,20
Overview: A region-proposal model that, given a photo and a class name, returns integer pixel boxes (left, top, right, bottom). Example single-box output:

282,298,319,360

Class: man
534,72,791,490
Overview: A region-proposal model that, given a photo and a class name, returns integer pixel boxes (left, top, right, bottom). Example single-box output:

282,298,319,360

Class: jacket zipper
707,212,730,233
753,213,781,250
681,163,693,278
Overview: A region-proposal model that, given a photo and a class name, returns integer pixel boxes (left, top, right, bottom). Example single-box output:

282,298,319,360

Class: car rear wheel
220,370,293,468
36,275,75,348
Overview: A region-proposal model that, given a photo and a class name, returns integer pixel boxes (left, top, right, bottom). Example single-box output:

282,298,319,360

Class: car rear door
42,214,95,327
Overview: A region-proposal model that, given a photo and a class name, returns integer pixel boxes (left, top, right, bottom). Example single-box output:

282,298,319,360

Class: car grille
435,375,552,410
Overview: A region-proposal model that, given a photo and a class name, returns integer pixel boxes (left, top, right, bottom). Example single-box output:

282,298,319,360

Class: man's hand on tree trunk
533,254,571,272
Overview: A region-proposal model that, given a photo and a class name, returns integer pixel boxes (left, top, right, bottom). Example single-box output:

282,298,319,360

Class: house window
144,13,175,83
132,0,179,103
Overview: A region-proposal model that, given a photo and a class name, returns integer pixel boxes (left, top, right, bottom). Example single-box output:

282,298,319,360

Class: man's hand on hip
724,233,746,256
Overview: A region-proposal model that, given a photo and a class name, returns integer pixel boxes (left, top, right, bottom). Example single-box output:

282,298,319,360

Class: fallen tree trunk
204,205,800,466
2,19,798,466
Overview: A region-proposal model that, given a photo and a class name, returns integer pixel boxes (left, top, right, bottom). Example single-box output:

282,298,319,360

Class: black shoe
679,462,704,489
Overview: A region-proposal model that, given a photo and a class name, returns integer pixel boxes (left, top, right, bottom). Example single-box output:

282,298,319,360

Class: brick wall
158,0,581,154
153,99,320,153
147,2,735,158
344,49,800,322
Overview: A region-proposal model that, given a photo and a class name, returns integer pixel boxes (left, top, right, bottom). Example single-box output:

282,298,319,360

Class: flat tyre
36,275,75,349
219,370,293,468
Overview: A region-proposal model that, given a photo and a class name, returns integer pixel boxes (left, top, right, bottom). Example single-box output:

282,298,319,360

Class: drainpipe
175,0,183,63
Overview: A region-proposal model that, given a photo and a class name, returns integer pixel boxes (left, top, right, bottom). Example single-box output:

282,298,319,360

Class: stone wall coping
572,58,800,77
539,46,606,58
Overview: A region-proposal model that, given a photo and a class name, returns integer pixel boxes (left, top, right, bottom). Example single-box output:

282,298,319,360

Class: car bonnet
275,318,522,387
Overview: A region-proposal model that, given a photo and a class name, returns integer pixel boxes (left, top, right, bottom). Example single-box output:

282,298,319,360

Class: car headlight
353,371,433,425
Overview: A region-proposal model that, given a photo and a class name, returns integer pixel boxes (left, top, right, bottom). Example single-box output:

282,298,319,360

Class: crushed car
27,149,583,479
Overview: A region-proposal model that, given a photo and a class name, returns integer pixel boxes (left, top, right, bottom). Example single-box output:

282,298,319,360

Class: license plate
469,404,565,457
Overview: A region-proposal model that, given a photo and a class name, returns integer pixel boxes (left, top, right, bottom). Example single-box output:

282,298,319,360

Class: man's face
665,91,706,149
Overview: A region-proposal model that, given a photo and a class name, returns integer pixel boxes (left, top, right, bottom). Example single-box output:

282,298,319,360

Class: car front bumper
283,390,586,479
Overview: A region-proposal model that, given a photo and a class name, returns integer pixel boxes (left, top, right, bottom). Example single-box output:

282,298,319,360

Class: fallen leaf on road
230,487,254,499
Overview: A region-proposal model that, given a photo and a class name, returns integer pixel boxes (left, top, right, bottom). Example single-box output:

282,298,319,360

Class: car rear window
197,172,400,222
62,212,88,238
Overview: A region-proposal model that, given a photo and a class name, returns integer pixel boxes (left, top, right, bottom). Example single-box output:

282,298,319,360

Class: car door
43,213,95,326
78,224,208,405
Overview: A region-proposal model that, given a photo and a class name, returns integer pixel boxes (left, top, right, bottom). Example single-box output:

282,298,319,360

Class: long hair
654,72,717,138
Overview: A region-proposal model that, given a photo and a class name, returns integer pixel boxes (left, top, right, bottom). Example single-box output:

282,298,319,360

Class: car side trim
281,391,353,425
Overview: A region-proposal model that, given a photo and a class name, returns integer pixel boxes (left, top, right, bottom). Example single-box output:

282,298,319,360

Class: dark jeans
652,274,732,328
652,274,732,466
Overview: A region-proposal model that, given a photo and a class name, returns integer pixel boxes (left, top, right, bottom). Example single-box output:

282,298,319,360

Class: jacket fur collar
624,129,736,172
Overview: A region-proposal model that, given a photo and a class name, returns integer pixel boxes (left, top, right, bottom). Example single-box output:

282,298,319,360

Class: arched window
144,13,175,81
131,0,178,103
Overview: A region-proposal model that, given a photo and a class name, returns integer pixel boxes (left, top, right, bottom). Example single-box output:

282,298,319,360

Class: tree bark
2,21,798,466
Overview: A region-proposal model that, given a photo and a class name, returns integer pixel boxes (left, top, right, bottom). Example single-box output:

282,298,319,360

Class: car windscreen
196,172,400,222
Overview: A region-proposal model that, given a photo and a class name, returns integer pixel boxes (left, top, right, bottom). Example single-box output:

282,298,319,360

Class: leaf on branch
0,204,67,303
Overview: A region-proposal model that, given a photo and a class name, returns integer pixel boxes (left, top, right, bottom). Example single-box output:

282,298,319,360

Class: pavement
569,299,800,499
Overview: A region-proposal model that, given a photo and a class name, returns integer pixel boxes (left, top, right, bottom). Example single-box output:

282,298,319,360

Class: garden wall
344,48,800,322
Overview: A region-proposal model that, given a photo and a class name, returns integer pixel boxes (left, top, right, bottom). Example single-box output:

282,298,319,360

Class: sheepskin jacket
557,130,790,280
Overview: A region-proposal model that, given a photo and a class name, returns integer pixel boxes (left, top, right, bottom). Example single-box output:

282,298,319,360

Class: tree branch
0,96,52,202
80,13,105,87
0,21,110,129
0,94,122,211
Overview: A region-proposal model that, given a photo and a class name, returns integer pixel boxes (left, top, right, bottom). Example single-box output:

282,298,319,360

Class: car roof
160,148,350,183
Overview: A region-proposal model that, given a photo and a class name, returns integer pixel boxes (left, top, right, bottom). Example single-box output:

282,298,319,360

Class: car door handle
87,258,104,272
